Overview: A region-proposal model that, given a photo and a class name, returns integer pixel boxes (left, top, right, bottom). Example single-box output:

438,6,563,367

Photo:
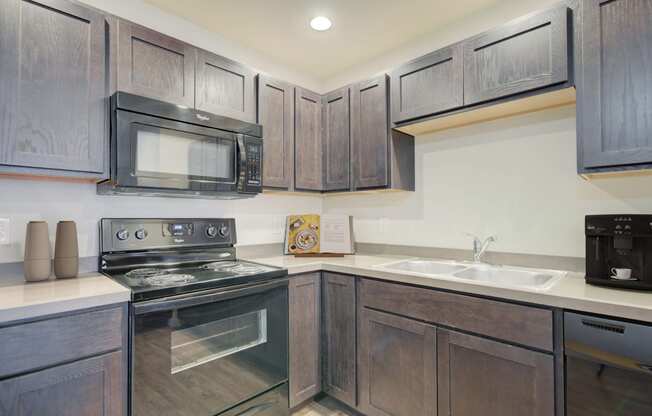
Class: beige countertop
250,254,652,323
0,273,131,324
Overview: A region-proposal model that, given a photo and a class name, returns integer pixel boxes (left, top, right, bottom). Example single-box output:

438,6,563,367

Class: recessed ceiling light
310,16,332,31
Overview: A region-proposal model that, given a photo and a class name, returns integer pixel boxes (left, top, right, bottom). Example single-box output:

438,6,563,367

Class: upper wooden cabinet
578,0,652,173
196,50,256,123
437,329,555,416
390,45,464,123
294,87,323,191
0,0,108,178
463,7,570,105
257,75,295,190
116,20,196,108
322,87,351,192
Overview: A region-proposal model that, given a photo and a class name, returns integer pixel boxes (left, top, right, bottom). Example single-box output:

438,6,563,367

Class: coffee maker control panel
585,215,652,237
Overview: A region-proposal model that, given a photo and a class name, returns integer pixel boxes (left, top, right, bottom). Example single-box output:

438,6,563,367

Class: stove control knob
116,229,129,241
135,229,148,240
206,225,218,238
218,224,230,238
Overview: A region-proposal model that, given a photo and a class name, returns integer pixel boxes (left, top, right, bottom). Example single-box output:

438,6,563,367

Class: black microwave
98,92,263,199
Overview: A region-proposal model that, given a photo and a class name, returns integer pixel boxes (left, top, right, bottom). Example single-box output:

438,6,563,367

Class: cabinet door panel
294,88,323,191
196,50,256,123
322,273,356,407
117,20,195,108
322,88,351,191
257,76,294,189
0,351,125,416
358,308,437,416
579,0,652,169
463,6,569,106
438,329,554,416
0,0,107,174
351,75,389,190
390,45,463,123
289,273,321,407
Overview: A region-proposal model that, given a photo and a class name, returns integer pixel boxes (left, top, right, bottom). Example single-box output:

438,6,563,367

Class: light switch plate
0,218,10,245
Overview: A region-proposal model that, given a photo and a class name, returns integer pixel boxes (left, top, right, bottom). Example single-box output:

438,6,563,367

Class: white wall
0,179,321,263
323,105,652,258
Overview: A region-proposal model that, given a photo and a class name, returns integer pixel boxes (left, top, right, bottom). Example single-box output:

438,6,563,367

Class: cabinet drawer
359,279,552,351
0,306,124,378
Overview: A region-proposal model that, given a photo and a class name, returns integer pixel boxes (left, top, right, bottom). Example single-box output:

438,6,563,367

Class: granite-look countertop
0,273,131,323
249,254,652,323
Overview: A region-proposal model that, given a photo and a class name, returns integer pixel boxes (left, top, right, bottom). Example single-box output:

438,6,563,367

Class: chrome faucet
466,233,496,263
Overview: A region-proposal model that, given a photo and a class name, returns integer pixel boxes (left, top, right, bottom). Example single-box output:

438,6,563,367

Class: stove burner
201,261,240,270
125,268,165,279
202,261,270,275
145,273,196,287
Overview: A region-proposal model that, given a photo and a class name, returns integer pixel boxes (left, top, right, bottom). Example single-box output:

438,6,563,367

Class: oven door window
132,286,288,416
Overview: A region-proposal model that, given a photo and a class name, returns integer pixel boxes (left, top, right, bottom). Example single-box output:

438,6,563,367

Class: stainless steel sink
382,260,468,275
378,259,564,291
452,265,562,290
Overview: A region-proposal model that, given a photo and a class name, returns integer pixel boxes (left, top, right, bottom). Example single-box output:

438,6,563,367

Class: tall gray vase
24,221,51,282
54,221,79,279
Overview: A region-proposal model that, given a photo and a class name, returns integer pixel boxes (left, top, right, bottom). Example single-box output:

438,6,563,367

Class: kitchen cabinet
437,329,555,416
578,0,652,173
116,19,196,108
322,87,351,192
322,273,356,407
389,45,464,123
351,75,415,191
196,49,256,123
289,273,321,407
0,351,125,416
294,88,324,191
358,308,437,416
0,0,108,178
463,6,570,106
257,75,295,190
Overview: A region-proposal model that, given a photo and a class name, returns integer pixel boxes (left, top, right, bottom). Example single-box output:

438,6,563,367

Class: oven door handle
133,278,288,315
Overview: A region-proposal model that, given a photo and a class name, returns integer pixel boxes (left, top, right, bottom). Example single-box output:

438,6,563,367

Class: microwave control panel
239,135,263,193
246,142,262,186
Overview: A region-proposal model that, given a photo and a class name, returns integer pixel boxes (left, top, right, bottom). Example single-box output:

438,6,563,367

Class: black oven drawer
220,383,289,416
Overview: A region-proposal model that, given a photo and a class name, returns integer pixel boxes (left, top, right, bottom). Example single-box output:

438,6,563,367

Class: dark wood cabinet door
322,87,351,192
289,273,321,407
322,273,356,407
0,351,125,416
390,45,463,123
351,75,390,190
437,329,554,416
358,308,437,416
117,19,195,108
579,0,652,170
196,50,256,123
0,0,107,175
257,75,295,189
294,88,323,191
463,6,569,106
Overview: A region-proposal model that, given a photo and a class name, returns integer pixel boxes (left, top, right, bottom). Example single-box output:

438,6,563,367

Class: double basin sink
377,259,565,291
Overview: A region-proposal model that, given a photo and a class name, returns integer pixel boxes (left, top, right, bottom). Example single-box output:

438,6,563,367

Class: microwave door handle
133,278,288,315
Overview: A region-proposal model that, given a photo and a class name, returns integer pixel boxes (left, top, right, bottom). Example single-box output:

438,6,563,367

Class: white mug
610,268,632,280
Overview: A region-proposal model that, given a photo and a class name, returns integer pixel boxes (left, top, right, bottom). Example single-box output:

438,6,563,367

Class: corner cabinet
257,75,295,190
294,88,324,191
578,0,652,174
0,0,108,178
322,88,351,192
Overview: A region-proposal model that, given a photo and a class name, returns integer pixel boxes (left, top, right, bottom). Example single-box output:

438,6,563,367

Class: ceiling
143,0,502,82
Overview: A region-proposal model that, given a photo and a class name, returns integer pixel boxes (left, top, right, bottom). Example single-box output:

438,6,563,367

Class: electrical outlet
0,218,10,245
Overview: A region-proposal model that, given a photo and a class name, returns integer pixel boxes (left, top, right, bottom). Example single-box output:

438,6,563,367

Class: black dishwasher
565,312,652,416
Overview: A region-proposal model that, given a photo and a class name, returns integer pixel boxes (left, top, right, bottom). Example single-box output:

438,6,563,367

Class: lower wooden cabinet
0,351,124,415
358,308,437,416
289,273,322,407
322,273,357,407
437,329,555,416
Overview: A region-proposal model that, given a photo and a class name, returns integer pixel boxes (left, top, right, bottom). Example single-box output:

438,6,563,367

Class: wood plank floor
292,396,358,416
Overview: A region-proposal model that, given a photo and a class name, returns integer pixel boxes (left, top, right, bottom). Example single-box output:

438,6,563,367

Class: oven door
115,109,239,193
131,279,288,416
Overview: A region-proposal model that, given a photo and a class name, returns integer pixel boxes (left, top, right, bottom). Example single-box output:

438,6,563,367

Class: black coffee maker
585,215,652,290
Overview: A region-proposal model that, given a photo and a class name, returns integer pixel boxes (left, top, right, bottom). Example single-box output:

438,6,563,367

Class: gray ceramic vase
24,221,51,282
54,221,79,279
